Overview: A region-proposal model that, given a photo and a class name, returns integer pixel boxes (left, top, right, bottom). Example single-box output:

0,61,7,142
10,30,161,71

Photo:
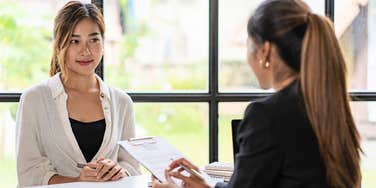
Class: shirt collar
47,72,111,100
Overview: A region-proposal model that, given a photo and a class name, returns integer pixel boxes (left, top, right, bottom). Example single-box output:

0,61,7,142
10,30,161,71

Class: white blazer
15,73,140,187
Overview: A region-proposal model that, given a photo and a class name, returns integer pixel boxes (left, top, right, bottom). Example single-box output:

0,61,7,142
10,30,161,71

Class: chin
259,83,271,90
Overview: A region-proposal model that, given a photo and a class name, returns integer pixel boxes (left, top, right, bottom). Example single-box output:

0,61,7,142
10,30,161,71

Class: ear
257,41,271,62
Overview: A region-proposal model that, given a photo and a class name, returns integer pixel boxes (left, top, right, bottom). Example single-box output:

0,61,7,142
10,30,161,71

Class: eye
70,39,79,44
90,38,100,43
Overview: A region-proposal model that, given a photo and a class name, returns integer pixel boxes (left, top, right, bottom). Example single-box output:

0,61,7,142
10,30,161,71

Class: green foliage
134,103,209,166
0,157,17,188
0,2,51,90
135,104,206,135
166,62,207,90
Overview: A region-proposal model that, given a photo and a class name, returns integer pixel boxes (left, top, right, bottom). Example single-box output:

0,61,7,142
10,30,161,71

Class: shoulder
20,81,49,102
108,87,134,106
242,102,271,131
250,81,303,117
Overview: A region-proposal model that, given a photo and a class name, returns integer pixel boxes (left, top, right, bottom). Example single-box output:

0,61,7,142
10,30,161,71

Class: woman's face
65,18,103,77
246,37,272,89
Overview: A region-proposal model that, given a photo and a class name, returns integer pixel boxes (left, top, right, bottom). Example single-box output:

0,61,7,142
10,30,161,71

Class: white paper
118,137,185,182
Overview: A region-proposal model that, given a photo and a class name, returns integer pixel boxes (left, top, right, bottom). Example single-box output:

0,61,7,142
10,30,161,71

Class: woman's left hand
96,158,128,181
153,158,212,188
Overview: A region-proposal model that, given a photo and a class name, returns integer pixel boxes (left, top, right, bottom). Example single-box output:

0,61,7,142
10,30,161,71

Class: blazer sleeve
16,91,57,186
222,102,283,188
117,95,141,175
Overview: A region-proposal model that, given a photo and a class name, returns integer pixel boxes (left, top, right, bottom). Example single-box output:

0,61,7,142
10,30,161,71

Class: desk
27,175,151,188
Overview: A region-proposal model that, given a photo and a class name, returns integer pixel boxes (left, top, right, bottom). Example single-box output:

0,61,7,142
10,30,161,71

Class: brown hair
248,0,361,187
50,1,105,81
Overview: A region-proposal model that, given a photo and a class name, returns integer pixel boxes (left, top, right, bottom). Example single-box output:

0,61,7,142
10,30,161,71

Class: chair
231,119,242,163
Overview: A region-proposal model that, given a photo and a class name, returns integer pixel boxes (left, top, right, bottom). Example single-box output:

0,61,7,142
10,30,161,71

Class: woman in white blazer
15,1,140,186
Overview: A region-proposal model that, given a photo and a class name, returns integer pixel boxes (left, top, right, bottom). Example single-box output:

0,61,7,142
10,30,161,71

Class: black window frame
1,0,376,162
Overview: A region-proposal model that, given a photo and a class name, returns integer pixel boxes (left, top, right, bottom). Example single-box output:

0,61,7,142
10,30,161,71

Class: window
0,0,375,187
335,0,376,91
103,0,209,92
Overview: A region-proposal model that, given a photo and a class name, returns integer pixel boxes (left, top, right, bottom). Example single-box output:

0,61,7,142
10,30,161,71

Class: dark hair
248,0,361,187
49,1,105,80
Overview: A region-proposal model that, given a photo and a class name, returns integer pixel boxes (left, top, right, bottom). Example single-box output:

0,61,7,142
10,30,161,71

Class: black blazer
216,81,328,188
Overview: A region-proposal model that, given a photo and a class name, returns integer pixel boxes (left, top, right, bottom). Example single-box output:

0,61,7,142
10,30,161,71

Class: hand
77,162,101,182
96,158,128,181
151,170,179,188
167,158,211,188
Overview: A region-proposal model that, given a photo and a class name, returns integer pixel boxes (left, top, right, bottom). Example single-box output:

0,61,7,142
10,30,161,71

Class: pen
179,163,205,181
77,163,87,168
77,163,131,176
170,158,204,181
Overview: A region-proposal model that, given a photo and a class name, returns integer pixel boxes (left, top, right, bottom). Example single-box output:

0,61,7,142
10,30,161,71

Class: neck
273,75,298,91
61,73,99,93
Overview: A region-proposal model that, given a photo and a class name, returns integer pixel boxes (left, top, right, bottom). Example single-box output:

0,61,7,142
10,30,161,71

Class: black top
70,118,106,162
216,81,328,188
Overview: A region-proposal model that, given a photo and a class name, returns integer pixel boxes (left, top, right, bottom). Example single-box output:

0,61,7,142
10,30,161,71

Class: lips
76,60,94,66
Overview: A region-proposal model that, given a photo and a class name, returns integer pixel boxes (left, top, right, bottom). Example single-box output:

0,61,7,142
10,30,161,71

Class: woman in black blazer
153,0,362,188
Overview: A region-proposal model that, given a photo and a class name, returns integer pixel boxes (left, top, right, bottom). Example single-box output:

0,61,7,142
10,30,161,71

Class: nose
80,42,91,56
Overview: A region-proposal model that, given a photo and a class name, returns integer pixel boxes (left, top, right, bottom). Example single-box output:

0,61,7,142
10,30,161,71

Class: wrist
74,176,81,182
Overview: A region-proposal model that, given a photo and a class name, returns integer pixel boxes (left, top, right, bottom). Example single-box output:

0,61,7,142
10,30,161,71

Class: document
118,137,185,182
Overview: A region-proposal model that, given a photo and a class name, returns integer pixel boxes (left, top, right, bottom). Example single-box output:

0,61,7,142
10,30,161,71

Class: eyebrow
71,32,100,38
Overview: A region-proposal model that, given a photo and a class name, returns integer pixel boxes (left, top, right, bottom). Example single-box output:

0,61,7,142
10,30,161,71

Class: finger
169,171,190,183
164,168,175,184
96,160,105,175
169,158,198,171
97,157,105,162
82,166,98,177
82,176,99,182
97,160,116,179
170,171,204,187
152,180,163,188
177,167,184,173
86,162,98,170
83,170,98,177
169,158,185,169
103,165,121,181
179,159,199,171
111,169,124,181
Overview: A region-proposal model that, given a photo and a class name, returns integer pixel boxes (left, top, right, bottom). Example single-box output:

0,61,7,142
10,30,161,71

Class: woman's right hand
77,162,102,182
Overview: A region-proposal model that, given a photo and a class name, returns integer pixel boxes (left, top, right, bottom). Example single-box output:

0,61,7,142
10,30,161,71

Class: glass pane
134,103,209,166
104,0,208,92
0,0,90,92
218,102,249,163
335,0,376,91
0,103,18,188
218,101,376,187
219,0,325,92
351,102,376,187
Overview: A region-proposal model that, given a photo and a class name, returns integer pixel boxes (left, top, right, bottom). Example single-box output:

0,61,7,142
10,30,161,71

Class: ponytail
301,13,361,188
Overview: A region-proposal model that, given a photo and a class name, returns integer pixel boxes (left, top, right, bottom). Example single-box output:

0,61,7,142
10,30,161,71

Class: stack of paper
204,162,234,182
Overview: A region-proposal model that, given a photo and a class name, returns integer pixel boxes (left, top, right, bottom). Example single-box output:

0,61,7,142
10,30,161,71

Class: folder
118,136,185,182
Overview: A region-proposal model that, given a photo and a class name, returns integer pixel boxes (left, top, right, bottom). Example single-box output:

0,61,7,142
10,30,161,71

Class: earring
265,61,270,68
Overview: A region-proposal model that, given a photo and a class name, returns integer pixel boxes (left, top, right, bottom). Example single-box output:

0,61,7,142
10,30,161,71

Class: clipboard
118,136,185,182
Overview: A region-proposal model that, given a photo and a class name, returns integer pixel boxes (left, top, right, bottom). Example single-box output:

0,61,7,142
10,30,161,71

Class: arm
48,163,100,184
16,92,58,186
48,175,79,184
118,96,141,175
224,103,282,188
